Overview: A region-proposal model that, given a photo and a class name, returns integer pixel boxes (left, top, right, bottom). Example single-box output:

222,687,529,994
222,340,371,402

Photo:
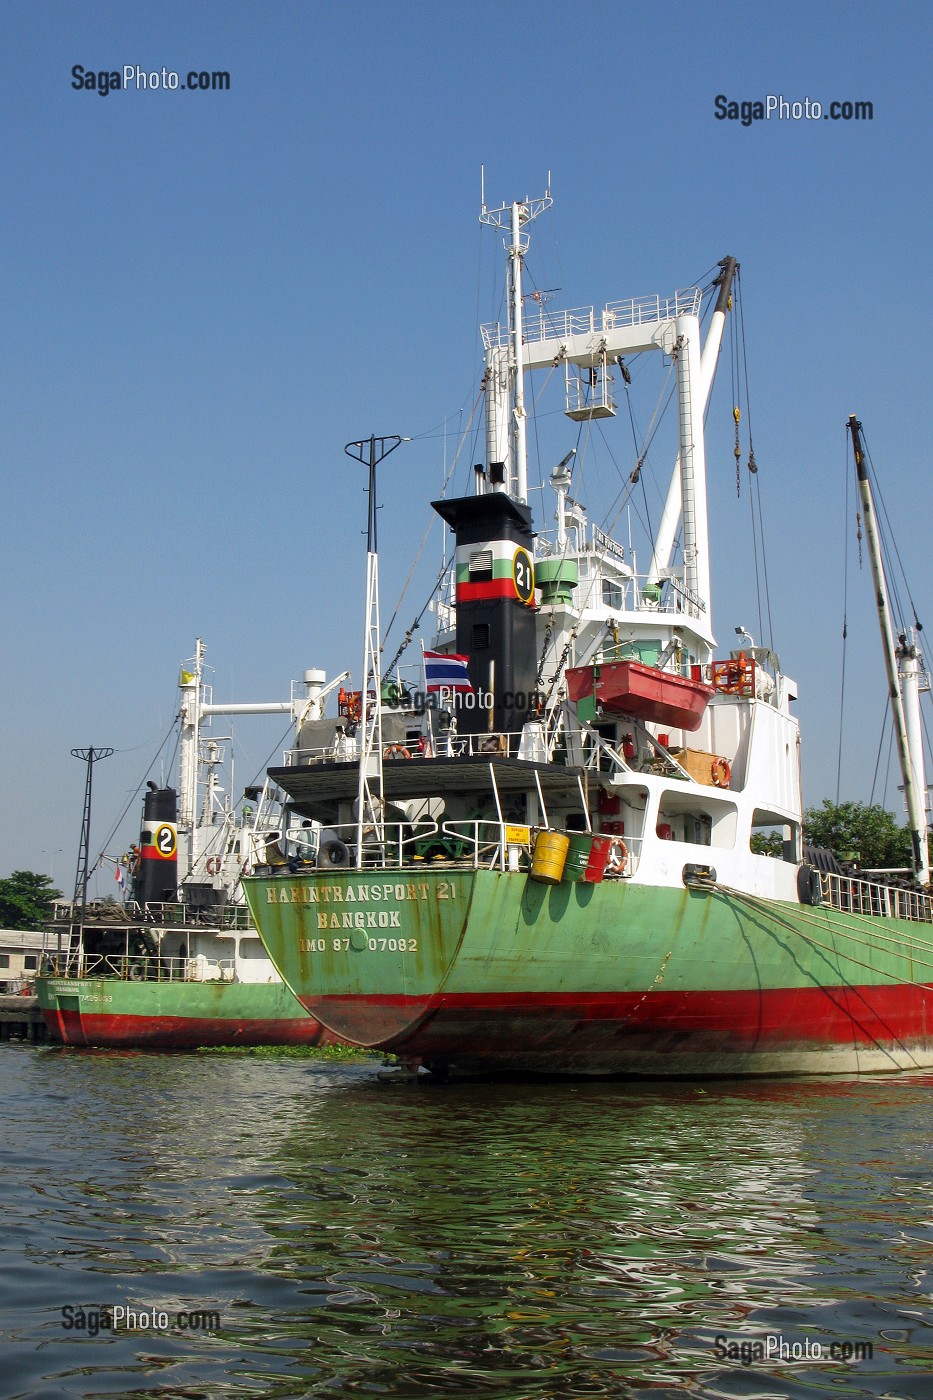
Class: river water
1,1045,931,1399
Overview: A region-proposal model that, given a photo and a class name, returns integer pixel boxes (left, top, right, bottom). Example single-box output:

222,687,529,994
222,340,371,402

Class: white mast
346,435,406,870
901,637,929,854
480,178,552,502
177,639,327,879
178,638,203,877
674,313,711,620
648,259,737,591
848,416,930,884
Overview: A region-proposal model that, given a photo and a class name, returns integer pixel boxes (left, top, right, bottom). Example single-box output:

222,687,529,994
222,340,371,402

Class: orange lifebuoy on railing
711,657,755,696
711,757,731,788
383,745,411,760
607,839,628,873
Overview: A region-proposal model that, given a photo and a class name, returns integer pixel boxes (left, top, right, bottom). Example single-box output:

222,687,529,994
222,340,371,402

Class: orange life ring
711,757,731,787
383,745,411,760
607,839,628,873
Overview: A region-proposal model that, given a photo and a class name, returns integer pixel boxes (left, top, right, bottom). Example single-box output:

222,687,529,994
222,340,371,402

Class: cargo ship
38,642,345,1049
241,190,932,1077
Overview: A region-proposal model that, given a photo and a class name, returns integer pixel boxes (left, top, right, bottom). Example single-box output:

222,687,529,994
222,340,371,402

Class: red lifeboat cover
566,660,713,732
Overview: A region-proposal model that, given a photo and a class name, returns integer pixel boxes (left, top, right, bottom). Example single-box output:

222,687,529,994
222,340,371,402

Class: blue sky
1,1,930,892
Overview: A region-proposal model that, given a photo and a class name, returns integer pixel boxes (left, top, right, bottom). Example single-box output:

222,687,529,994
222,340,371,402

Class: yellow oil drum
529,830,570,884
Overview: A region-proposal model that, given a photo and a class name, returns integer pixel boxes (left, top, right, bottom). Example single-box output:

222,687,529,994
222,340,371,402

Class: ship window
656,789,737,848
24,955,37,971
0,955,8,969
751,810,800,862
238,937,267,959
602,578,623,609
472,624,490,650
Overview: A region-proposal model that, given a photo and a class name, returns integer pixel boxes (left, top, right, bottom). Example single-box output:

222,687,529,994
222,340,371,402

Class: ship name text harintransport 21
266,881,457,905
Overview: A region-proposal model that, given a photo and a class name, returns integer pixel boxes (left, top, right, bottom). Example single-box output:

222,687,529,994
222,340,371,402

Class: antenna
70,746,114,968
344,434,408,868
479,186,553,502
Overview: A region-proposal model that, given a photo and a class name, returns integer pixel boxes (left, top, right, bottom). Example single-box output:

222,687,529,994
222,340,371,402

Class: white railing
50,899,253,931
263,814,639,880
480,288,703,352
264,819,443,871
819,871,933,923
532,545,703,621
577,725,630,777
285,739,360,766
137,900,253,930
482,305,597,351
603,289,702,328
41,953,238,983
285,728,548,767
439,820,533,872
623,834,642,877
257,817,536,874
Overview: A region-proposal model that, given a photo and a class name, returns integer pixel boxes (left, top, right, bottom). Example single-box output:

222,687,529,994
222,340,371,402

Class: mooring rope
715,882,933,986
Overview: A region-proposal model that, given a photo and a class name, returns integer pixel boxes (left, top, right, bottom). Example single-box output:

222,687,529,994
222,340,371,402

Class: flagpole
420,640,437,756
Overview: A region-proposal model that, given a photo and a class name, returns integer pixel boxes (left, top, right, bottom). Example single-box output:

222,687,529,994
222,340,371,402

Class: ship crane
847,415,930,886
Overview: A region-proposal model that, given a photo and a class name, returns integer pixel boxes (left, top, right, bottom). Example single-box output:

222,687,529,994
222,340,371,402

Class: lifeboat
566,659,713,731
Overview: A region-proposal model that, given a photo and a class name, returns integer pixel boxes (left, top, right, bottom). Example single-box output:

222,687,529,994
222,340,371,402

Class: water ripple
2,1046,931,1397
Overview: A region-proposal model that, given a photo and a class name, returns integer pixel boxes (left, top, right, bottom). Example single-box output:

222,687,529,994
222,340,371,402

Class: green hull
36,974,328,1049
244,868,933,1075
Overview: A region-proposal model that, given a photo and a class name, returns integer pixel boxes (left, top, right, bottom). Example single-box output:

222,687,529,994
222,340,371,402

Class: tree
750,830,784,857
803,801,914,870
0,871,62,929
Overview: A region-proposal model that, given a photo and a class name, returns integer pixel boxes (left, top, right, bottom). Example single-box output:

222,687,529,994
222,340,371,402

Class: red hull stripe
44,1010,330,1049
297,983,933,1048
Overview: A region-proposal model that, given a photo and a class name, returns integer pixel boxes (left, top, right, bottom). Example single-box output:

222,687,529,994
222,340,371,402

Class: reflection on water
2,1046,931,1398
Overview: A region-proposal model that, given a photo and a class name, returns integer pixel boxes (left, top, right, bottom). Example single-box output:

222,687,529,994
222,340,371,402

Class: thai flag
423,650,472,692
115,864,126,892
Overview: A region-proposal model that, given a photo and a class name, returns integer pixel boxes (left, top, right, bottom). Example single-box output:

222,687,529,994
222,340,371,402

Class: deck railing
265,817,638,879
49,899,253,931
481,289,703,351
284,727,555,767
819,871,933,923
41,953,238,983
261,817,538,874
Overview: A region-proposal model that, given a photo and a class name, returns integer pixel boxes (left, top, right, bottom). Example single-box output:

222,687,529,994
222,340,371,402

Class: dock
0,994,50,1043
